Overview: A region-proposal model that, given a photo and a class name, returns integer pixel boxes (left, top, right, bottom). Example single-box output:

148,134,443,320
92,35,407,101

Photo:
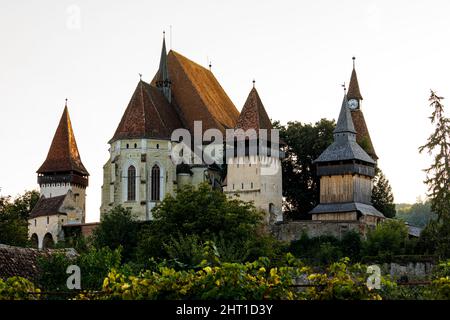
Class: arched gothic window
151,164,160,201
127,165,136,201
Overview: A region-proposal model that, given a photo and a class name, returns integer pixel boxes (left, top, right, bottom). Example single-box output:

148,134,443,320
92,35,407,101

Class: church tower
29,102,89,249
224,84,283,224
309,93,384,231
347,57,378,161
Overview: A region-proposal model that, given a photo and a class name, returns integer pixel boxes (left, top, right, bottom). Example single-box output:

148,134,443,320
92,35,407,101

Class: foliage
274,119,335,219
77,247,122,290
37,247,122,294
101,253,308,300
371,168,396,218
306,258,382,300
92,206,139,261
0,190,40,246
289,231,362,264
0,276,40,300
418,90,450,258
363,220,409,257
137,183,279,263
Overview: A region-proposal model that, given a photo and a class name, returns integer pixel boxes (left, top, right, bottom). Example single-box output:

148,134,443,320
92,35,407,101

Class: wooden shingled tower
309,93,384,229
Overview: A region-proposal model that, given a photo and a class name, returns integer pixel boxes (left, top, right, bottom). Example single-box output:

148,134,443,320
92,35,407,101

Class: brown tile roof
351,109,378,160
37,106,89,176
347,68,363,101
0,245,77,281
0,245,42,281
236,87,273,132
29,195,66,218
110,81,183,143
152,50,239,134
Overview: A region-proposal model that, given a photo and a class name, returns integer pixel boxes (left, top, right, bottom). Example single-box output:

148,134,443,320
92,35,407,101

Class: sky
1,0,449,222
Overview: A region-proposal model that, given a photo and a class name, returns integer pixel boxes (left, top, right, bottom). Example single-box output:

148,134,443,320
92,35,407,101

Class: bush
101,254,309,300
363,220,409,257
136,183,281,263
0,277,40,300
92,206,139,261
306,258,382,300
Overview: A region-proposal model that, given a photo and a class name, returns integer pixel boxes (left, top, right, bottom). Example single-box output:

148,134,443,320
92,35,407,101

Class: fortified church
28,36,383,249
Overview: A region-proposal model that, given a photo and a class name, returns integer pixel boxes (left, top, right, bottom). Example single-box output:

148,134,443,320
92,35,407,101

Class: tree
363,220,409,258
371,168,396,218
136,183,281,264
0,190,40,246
418,90,450,257
274,119,335,219
91,206,139,261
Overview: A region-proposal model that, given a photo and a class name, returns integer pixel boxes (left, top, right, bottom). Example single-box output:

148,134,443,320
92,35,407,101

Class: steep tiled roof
347,68,363,101
0,245,77,281
110,81,183,143
37,106,89,175
351,109,378,160
154,50,239,133
236,87,273,132
29,195,66,218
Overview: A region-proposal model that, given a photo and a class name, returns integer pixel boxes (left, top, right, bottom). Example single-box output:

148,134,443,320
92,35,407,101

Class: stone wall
271,220,366,241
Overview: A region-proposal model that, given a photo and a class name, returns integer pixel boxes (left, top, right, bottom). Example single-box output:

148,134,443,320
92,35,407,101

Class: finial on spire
163,30,165,39
352,56,356,69
139,73,142,81
252,79,256,88
65,98,68,107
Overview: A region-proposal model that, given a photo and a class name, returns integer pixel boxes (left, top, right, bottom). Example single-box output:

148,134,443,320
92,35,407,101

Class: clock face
348,99,359,109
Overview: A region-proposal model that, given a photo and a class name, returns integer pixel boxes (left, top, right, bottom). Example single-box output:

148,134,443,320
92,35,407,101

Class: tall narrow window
151,164,160,201
127,165,136,201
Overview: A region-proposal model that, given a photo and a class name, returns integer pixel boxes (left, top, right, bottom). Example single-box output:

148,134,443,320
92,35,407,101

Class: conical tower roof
315,94,375,164
37,104,89,175
236,86,273,132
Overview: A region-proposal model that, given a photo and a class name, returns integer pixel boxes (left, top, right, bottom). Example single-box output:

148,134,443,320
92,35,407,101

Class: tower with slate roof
309,93,384,229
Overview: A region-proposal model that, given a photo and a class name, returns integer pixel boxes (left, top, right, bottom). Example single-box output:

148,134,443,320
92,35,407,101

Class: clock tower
346,57,378,161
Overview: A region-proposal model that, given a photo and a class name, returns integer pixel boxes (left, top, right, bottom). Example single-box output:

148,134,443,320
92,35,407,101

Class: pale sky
1,0,448,222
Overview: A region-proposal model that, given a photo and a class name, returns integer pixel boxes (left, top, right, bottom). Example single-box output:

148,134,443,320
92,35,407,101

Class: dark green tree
274,119,335,219
363,219,409,258
136,183,281,264
418,90,450,257
0,190,40,246
91,206,139,261
371,168,396,218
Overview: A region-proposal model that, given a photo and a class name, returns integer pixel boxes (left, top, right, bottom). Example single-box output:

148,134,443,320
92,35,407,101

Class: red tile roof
151,50,239,134
351,109,378,160
236,87,273,132
347,68,363,101
37,106,89,175
110,81,183,143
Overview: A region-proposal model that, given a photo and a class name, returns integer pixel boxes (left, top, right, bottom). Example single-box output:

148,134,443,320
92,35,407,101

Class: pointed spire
236,85,273,132
37,102,89,176
334,94,356,135
156,31,171,103
347,57,363,101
